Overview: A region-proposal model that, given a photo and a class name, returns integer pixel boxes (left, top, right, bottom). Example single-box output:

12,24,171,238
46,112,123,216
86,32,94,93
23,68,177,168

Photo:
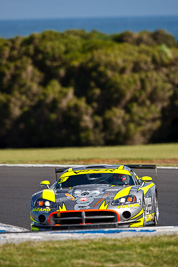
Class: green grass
0,143,178,164
0,235,178,266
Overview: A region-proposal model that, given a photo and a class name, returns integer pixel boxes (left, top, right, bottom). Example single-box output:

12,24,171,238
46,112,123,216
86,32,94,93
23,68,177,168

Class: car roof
60,165,132,180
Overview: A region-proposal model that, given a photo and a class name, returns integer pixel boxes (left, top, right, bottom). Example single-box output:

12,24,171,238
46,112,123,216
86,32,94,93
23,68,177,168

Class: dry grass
0,143,178,165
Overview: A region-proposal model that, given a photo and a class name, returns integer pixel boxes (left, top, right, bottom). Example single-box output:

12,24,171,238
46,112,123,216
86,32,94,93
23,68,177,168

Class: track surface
0,166,177,230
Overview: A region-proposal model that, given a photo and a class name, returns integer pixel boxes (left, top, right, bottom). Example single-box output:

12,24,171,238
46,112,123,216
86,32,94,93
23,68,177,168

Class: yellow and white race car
30,164,159,231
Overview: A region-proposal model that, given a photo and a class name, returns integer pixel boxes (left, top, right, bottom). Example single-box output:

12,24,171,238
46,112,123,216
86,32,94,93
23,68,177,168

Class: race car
30,164,159,231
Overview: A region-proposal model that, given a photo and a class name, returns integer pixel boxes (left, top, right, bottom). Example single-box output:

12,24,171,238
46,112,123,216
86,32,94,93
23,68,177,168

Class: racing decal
31,225,40,231
130,217,143,227
32,208,51,212
130,209,143,220
117,204,139,209
30,214,38,223
113,186,132,200
65,193,75,201
73,189,100,210
99,201,109,210
58,203,67,211
94,198,104,207
42,189,55,202
146,213,155,222
138,183,154,195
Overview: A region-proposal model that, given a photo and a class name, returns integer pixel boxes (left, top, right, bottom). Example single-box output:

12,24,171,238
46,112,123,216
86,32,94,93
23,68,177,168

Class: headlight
35,199,57,208
111,195,137,206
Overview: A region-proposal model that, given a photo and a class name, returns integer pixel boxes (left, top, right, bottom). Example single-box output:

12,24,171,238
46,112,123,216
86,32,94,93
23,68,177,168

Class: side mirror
141,176,153,182
138,178,143,185
40,180,50,189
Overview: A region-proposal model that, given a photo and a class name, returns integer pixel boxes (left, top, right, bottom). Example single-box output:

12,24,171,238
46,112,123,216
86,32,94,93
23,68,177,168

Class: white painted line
0,164,83,168
0,223,28,233
157,166,178,169
0,164,178,169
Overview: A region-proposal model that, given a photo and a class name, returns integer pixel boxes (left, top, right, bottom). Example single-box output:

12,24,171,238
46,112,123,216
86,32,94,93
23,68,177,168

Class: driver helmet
116,174,127,182
121,175,126,182
112,174,126,181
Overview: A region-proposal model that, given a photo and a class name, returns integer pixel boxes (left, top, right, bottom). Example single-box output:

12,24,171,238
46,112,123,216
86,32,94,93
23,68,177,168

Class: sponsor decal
32,208,51,212
117,204,139,209
73,169,115,174
146,213,155,222
80,197,88,202
74,190,100,210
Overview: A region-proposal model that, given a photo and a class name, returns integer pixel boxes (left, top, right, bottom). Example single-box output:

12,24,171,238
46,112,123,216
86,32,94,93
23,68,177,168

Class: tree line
0,29,177,147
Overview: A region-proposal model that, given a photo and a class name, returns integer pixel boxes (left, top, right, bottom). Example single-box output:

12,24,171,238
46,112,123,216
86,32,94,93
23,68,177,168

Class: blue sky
0,0,178,20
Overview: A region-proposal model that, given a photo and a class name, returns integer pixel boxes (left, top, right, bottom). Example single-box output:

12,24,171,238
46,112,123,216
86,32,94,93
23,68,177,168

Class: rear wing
126,164,157,179
55,167,70,181
55,167,70,173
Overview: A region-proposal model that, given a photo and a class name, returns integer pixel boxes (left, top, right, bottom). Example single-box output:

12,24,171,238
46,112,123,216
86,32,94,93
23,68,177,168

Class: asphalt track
0,166,177,230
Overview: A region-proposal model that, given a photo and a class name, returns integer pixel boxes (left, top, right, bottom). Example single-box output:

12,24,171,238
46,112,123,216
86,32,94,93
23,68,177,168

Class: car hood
54,184,132,211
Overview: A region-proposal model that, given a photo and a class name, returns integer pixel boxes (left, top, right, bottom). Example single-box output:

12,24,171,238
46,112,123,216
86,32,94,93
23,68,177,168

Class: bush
0,29,177,147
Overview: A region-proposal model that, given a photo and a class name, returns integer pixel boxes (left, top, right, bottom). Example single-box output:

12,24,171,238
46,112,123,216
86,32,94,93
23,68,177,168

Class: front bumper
31,207,145,231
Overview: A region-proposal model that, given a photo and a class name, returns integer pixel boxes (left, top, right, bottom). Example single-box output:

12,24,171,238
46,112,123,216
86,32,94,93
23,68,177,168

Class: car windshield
57,173,135,188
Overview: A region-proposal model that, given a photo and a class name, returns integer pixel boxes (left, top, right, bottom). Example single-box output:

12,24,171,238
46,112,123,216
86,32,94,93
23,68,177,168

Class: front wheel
153,195,159,226
142,198,147,226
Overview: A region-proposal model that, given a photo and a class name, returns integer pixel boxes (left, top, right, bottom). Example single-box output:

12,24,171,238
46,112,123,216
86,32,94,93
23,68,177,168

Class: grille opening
60,212,82,218
51,210,117,225
85,217,114,224
57,218,82,225
52,212,83,225
85,211,114,217
38,215,46,223
122,211,131,220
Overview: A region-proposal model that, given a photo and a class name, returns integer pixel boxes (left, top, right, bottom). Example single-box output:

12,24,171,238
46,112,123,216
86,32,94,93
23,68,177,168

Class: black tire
153,194,159,226
142,198,147,226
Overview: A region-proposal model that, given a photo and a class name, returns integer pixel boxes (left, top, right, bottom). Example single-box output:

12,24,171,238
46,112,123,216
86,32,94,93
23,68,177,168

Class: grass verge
0,143,178,165
0,235,178,266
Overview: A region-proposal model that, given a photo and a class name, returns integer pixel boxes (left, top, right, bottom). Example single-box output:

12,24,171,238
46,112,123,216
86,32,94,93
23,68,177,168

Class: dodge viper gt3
30,164,159,231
